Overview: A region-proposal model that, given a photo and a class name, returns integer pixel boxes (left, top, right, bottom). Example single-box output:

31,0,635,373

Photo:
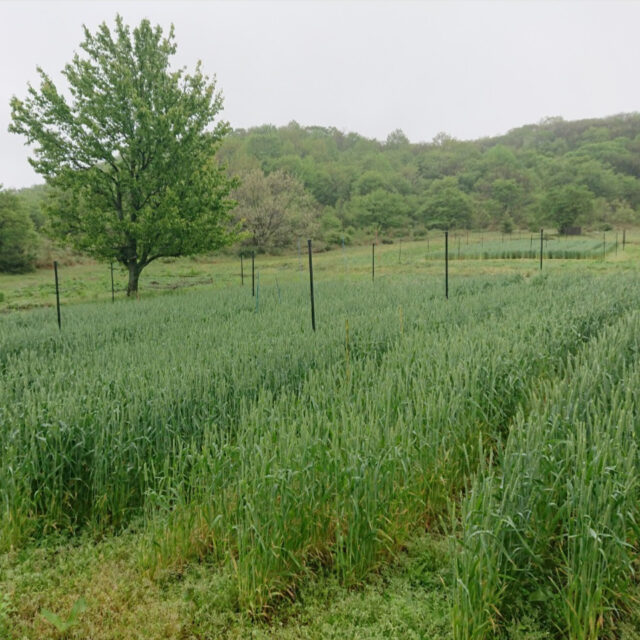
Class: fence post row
44,230,604,331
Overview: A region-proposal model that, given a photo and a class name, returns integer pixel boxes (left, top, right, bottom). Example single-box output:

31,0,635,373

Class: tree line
221,114,640,246
6,112,640,274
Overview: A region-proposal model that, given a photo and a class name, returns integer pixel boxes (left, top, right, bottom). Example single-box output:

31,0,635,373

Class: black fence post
445,230,449,299
623,228,626,250
255,271,260,313
241,255,244,285
110,261,114,302
54,261,61,330
308,239,316,332
251,252,255,297
372,243,375,281
539,228,543,270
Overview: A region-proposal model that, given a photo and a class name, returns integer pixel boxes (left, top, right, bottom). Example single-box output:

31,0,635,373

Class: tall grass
454,312,640,639
2,272,639,614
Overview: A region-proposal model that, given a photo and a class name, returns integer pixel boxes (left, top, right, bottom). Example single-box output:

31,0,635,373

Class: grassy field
2,232,640,639
0,230,634,313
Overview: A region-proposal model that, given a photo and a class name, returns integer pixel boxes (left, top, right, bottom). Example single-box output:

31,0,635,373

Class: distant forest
4,112,640,270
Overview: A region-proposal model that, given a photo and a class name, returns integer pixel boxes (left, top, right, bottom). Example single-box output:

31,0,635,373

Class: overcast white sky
1,0,639,188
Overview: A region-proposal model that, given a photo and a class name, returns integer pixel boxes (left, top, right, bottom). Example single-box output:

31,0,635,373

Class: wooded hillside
5,112,640,270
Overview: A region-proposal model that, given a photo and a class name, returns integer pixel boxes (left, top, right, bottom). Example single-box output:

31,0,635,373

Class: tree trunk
127,262,141,297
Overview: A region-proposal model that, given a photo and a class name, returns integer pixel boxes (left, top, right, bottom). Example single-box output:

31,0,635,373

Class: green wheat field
2,234,640,639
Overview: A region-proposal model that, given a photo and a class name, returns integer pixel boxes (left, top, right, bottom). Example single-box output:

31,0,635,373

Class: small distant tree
385,129,410,147
10,16,237,295
542,184,594,233
233,170,318,251
419,177,472,229
491,179,522,215
0,187,38,273
500,215,514,234
353,171,390,196
346,189,411,231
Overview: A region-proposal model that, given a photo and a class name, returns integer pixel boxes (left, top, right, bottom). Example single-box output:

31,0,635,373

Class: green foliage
1,527,453,639
419,177,472,229
232,169,319,251
13,113,640,261
41,597,87,634
217,113,640,243
491,178,522,213
2,269,639,630
320,210,346,245
346,188,412,231
353,170,391,196
15,183,49,230
9,16,236,294
542,184,594,233
454,313,640,639
500,214,514,234
0,187,38,273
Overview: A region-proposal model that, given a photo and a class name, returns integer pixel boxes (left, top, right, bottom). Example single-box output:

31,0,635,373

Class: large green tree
10,16,236,295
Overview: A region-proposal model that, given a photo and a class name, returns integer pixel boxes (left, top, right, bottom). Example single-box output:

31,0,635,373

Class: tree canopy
213,114,640,240
0,187,38,273
232,169,318,252
10,16,236,294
